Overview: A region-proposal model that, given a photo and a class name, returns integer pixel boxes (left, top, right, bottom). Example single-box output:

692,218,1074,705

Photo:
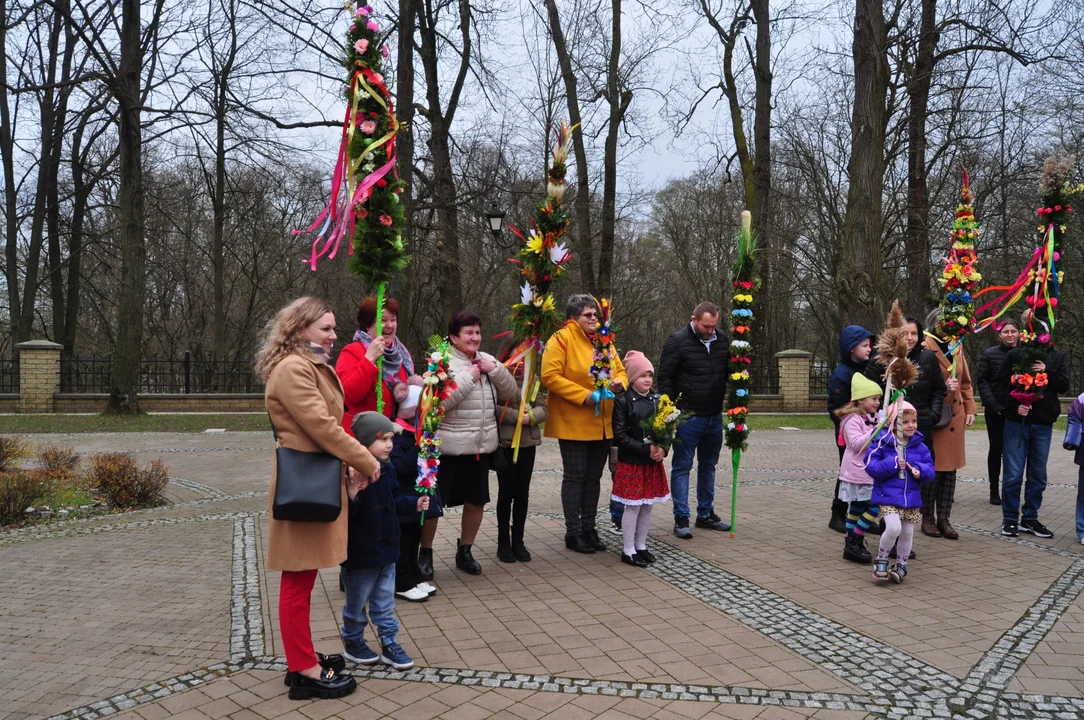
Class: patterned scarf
352,329,414,386
309,343,331,364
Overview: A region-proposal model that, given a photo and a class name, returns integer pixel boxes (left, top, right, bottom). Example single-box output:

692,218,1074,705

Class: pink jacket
838,412,879,486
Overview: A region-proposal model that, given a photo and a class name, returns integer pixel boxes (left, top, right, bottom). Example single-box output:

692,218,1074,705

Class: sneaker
889,562,908,584
1079,537,1084,545
674,516,693,539
380,642,414,670
1020,519,1053,538
343,640,379,665
394,585,430,602
608,520,622,535
1001,521,1019,537
872,557,889,581
417,582,436,596
694,512,731,531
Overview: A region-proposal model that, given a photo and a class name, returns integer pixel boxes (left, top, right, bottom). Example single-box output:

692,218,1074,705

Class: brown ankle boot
937,518,959,540
921,514,941,537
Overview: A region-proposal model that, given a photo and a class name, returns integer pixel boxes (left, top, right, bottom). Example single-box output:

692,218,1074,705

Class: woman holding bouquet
611,351,672,567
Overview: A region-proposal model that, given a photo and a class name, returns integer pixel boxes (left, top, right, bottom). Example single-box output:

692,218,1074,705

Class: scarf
353,329,414,386
309,343,331,364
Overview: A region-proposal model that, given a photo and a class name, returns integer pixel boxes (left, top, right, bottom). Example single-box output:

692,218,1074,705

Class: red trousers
279,569,319,671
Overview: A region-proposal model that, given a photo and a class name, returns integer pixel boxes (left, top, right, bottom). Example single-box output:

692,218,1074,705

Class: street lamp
485,204,506,239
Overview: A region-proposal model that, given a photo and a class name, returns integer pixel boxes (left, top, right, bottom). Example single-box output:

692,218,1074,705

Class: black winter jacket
342,462,419,570
976,343,1014,414
657,324,729,417
612,389,661,465
992,347,1070,426
864,344,947,433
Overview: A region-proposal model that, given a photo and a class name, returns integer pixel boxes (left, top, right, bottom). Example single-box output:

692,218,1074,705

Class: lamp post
485,204,506,239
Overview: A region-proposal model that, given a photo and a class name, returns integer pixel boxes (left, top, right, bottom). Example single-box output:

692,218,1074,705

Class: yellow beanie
850,373,882,402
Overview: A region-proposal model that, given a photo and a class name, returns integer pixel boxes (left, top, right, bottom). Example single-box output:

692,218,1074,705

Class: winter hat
396,385,422,420
623,350,654,387
351,411,401,447
885,399,917,429
850,373,882,402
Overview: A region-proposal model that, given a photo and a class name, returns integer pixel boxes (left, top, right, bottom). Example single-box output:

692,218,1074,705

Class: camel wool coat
923,336,978,472
264,352,380,572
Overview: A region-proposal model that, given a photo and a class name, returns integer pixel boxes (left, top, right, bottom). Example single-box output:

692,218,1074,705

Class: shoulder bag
270,414,344,522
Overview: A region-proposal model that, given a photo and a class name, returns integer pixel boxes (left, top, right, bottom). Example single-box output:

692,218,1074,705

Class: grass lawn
0,414,271,433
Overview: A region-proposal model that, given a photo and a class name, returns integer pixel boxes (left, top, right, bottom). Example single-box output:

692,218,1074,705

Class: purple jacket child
865,427,936,509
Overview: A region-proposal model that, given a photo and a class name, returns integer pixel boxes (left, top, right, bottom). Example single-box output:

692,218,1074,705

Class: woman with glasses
541,294,628,554
977,320,1020,505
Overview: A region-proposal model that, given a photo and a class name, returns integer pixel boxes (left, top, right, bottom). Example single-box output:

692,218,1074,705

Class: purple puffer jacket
865,428,935,509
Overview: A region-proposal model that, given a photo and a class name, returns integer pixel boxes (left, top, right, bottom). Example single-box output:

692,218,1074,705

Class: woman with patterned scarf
336,296,434,577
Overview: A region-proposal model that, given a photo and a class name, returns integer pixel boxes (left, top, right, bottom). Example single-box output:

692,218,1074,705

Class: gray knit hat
351,411,401,447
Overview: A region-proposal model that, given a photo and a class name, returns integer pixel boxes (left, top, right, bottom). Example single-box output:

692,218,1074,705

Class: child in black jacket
611,351,670,568
341,412,428,671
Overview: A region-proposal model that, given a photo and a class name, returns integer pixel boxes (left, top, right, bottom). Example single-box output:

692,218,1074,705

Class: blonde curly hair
254,297,334,381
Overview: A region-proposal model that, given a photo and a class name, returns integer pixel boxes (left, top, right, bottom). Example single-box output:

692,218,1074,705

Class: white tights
621,503,652,556
878,513,916,562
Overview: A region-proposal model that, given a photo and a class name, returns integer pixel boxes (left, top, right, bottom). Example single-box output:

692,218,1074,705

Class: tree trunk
905,0,939,313
0,0,19,352
63,117,92,359
750,0,774,371
837,0,889,330
598,0,628,297
212,47,231,366
545,0,595,295
108,0,147,414
49,0,76,345
395,0,415,321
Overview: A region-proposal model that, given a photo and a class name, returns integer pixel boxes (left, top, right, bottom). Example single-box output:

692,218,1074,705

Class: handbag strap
267,412,280,442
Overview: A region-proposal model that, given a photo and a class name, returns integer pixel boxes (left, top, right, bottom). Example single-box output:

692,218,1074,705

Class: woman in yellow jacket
542,294,628,554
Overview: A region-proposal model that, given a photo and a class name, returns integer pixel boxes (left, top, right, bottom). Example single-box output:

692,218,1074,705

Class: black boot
990,481,1002,505
511,525,531,562
843,534,872,563
417,548,434,581
829,500,848,534
584,527,606,551
497,526,516,563
565,533,595,553
455,539,482,575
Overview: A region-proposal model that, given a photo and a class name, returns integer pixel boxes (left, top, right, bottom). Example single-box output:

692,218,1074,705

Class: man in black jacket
657,302,730,538
992,325,1070,539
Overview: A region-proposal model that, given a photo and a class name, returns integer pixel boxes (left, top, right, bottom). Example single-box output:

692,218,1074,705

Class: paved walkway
1,429,1082,720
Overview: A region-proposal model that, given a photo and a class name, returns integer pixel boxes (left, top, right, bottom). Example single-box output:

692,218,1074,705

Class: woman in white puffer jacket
438,310,517,576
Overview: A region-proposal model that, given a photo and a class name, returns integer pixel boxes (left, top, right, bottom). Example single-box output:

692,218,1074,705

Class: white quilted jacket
440,349,518,456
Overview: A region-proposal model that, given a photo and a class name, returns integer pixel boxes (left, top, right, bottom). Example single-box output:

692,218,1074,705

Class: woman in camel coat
921,310,978,540
256,296,380,700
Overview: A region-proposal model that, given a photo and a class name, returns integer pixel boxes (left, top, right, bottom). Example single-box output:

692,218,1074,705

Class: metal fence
809,360,832,395
750,359,780,395
0,359,17,393
60,352,263,394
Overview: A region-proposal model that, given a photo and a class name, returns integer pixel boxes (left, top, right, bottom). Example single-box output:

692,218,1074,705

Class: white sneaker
1079,537,1084,546
608,521,622,535
394,585,430,602
418,582,436,596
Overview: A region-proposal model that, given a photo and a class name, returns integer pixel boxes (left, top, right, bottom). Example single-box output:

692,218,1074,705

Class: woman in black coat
865,315,948,455
975,320,1020,505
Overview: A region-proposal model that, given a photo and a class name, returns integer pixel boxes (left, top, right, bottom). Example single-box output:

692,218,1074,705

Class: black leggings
986,410,1005,486
496,445,535,542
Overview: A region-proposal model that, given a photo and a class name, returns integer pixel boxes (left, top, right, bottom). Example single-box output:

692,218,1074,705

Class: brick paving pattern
0,429,1081,720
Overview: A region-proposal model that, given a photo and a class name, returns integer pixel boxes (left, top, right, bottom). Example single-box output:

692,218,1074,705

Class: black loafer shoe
621,552,649,568
284,652,347,685
287,668,357,700
635,549,656,564
565,534,595,553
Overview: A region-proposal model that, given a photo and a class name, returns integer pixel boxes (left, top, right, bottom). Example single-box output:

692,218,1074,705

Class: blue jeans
611,498,624,523
1001,421,1052,524
1077,466,1084,540
341,563,398,648
670,413,723,519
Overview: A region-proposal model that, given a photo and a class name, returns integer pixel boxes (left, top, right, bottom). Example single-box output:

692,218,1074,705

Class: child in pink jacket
834,373,883,564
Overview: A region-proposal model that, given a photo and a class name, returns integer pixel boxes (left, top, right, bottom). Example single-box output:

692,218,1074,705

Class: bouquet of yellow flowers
641,394,689,453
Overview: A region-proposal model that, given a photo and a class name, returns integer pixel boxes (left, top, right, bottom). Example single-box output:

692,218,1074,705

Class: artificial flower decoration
415,335,457,523
587,298,617,415
502,121,576,460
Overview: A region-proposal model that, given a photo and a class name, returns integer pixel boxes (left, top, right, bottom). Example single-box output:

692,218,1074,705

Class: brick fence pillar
16,340,63,413
775,349,812,412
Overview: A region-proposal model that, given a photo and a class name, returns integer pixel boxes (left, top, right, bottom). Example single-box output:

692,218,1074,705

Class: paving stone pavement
1,429,1082,720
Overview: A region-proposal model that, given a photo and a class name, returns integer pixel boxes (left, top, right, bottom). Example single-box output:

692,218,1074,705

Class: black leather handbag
270,417,344,522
